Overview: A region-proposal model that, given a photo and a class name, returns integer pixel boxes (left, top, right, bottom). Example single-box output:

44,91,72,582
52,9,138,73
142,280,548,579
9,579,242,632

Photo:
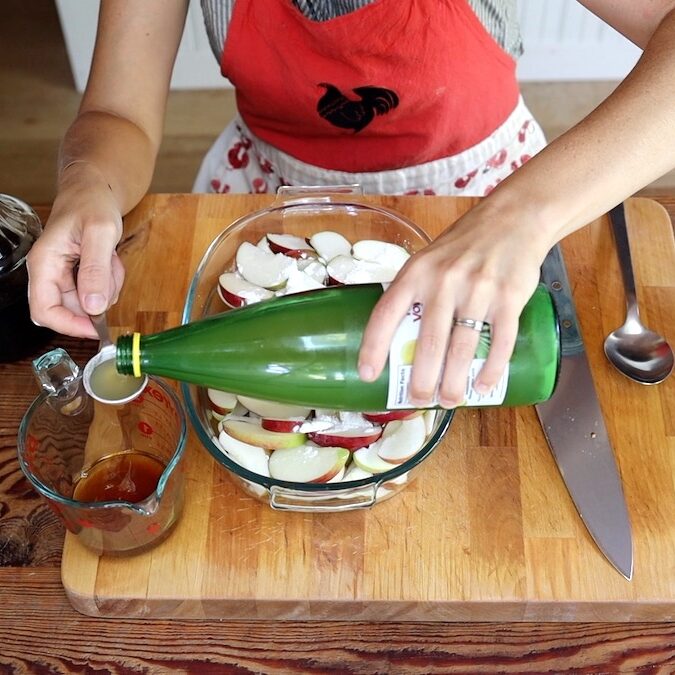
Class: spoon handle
608,203,638,311
90,312,112,348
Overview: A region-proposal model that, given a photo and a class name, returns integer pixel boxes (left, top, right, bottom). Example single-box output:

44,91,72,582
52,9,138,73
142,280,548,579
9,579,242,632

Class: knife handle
540,244,583,355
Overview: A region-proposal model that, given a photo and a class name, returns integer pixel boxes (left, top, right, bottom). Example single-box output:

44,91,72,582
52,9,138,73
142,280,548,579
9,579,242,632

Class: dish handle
273,184,363,207
269,482,379,511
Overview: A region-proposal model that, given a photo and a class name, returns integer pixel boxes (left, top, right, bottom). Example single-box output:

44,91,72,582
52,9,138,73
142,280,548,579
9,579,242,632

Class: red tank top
221,0,519,172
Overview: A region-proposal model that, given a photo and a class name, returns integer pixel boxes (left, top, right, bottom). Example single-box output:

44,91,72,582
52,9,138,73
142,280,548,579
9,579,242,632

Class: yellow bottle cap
132,332,141,378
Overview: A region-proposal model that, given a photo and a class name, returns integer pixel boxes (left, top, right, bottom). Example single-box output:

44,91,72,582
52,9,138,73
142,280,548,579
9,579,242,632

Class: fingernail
474,382,490,394
359,364,375,382
439,398,460,409
84,293,106,314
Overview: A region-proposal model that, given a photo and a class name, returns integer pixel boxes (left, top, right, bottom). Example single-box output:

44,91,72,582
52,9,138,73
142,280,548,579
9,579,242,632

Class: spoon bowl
85,313,147,404
604,203,673,385
604,322,674,385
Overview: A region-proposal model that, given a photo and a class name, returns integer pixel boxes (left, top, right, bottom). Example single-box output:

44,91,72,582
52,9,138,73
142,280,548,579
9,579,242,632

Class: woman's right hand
26,162,126,339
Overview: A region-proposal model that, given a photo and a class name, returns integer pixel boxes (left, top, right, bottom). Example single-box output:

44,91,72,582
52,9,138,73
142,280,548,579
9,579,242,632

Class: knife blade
535,244,633,580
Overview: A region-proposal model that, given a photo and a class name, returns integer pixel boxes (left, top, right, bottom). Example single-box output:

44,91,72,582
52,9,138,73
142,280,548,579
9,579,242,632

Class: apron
193,0,547,197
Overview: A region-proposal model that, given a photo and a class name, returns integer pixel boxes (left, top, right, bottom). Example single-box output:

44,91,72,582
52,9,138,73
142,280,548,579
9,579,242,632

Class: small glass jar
0,194,53,362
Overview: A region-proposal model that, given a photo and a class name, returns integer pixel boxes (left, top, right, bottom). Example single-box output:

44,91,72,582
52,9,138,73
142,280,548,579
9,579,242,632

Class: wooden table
1,196,674,673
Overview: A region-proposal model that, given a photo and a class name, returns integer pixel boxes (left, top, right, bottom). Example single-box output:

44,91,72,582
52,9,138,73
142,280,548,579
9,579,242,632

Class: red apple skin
267,244,307,259
308,428,382,450
209,402,234,417
207,389,238,416
363,410,423,424
299,455,348,483
313,466,343,483
266,236,316,259
261,417,306,433
218,283,246,308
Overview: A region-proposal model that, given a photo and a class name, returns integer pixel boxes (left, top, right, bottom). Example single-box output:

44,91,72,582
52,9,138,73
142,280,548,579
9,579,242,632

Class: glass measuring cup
17,347,187,555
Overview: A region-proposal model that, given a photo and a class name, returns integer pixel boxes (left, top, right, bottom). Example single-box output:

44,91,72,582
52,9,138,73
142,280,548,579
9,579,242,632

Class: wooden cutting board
61,195,675,620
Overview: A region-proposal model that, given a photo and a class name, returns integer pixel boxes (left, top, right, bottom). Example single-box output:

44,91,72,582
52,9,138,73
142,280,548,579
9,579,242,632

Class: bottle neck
116,333,135,375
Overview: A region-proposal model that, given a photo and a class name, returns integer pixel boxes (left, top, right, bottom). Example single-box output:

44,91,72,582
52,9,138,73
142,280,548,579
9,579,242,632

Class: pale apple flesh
375,416,428,464
207,388,238,415
221,418,307,450
308,230,352,262
235,241,295,289
269,445,350,483
218,429,271,477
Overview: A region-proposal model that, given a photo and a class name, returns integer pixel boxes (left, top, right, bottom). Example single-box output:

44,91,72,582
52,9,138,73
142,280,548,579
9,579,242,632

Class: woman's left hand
357,200,548,408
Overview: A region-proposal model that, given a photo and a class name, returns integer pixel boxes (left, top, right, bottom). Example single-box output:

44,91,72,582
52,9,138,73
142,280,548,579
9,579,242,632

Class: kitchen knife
535,244,633,580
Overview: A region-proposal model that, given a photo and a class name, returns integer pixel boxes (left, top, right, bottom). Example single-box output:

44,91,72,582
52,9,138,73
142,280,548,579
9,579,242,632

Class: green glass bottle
117,283,560,411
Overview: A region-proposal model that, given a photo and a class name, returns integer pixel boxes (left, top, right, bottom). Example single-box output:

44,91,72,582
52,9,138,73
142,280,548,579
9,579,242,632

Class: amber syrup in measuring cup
73,451,166,503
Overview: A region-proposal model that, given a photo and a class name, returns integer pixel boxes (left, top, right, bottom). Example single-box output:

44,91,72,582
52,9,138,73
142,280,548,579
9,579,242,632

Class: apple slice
342,464,373,481
296,258,327,284
363,409,423,424
217,429,271,477
261,417,334,433
352,240,410,270
222,418,306,450
326,255,398,285
423,409,438,436
215,403,253,432
327,467,346,483
268,444,349,483
337,411,372,427
235,241,295,289
307,411,382,449
376,416,428,464
309,425,382,450
256,235,273,252
266,233,316,259
283,266,326,295
207,388,238,416
352,444,397,474
218,272,275,308
236,395,311,420
325,255,356,285
260,416,308,433
309,230,352,262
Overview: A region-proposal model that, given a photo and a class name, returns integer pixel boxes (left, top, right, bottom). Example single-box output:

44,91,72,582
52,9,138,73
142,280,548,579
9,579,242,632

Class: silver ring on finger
453,317,486,332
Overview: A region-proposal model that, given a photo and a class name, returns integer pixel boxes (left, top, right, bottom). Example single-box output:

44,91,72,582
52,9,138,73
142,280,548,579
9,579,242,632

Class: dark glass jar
0,194,53,362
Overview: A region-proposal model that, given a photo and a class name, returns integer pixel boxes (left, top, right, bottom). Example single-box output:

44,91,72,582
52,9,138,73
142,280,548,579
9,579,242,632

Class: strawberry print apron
193,0,547,197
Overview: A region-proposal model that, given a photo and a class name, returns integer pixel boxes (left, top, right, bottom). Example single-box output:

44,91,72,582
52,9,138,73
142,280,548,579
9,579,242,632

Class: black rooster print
317,84,399,132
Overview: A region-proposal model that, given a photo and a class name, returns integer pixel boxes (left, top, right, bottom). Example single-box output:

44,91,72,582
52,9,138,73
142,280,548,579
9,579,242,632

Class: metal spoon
90,312,112,348
603,203,674,384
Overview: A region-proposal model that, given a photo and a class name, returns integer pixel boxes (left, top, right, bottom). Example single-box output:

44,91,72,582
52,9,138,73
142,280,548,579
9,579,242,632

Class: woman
27,0,675,408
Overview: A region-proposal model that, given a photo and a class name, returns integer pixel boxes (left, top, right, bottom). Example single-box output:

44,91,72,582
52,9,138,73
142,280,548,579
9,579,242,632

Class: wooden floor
1,0,674,206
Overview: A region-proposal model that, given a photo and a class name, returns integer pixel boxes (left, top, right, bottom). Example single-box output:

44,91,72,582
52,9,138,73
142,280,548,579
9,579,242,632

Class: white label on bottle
386,302,509,408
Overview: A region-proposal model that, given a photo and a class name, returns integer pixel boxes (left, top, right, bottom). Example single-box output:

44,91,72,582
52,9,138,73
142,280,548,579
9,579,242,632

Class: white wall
516,0,641,80
56,0,642,92
55,0,231,90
